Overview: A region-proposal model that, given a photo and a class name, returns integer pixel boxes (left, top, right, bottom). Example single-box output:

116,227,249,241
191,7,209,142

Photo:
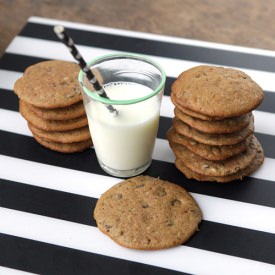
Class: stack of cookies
14,60,92,153
167,65,264,182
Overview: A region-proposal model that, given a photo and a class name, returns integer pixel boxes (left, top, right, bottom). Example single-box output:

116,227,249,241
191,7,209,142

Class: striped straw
53,25,118,115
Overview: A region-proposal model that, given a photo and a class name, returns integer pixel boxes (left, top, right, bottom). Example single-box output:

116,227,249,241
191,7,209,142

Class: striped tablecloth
0,16,275,275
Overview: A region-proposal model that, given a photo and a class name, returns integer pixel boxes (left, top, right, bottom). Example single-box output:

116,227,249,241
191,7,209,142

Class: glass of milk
78,53,166,177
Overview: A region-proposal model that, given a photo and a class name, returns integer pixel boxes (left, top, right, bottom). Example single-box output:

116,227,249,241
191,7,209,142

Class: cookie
94,175,202,250
171,94,220,121
174,108,251,134
19,100,88,131
173,117,254,146
175,143,264,182
167,127,250,161
14,60,82,108
27,101,86,121
33,134,92,153
171,65,263,118
28,123,91,144
169,135,259,177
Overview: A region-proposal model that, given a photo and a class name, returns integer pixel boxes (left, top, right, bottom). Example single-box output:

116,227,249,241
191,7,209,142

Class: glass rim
78,53,166,105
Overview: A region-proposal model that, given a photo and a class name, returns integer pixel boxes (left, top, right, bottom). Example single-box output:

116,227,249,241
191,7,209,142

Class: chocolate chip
172,199,181,206
166,220,174,227
142,202,149,208
103,223,112,232
135,183,145,188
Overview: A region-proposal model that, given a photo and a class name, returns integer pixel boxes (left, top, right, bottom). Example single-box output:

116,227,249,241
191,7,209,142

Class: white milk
86,82,160,171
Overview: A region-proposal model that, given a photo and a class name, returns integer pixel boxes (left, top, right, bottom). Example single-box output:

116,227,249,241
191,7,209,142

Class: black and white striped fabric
0,16,275,275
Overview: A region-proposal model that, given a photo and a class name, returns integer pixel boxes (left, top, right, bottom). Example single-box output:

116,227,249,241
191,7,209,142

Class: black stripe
164,77,174,96
0,53,49,72
0,233,184,275
0,89,18,111
1,179,274,265
147,160,275,208
187,220,275,265
1,53,274,114
0,178,96,226
255,132,275,159
19,22,275,72
0,130,274,208
158,116,172,139
258,91,275,113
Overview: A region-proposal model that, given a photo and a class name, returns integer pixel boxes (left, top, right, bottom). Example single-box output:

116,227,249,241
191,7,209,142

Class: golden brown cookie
169,135,259,177
171,65,263,118
174,108,251,134
28,123,91,144
171,93,220,121
167,127,250,161
173,117,254,146
27,101,86,121
14,60,82,108
33,134,92,153
175,143,264,182
19,100,88,132
94,175,202,250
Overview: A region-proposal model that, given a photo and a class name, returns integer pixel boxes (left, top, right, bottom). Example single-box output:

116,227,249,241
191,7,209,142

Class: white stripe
2,72,274,138
0,155,275,234
0,109,176,162
1,97,275,137
153,138,176,163
1,72,274,136
2,70,274,137
0,267,37,275
0,109,31,136
193,193,275,234
161,96,275,137
251,157,275,181
160,95,174,117
0,155,117,199
5,36,275,93
0,69,22,90
253,110,275,136
0,70,23,90
29,16,275,58
0,105,175,162
0,207,274,275
1,108,275,182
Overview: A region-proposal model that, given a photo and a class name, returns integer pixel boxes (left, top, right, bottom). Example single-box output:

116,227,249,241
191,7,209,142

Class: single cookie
171,65,263,118
14,60,82,108
167,127,250,161
28,123,91,144
33,134,92,153
174,108,251,134
19,100,88,131
94,175,202,250
173,117,254,146
169,135,259,177
171,93,220,121
175,142,264,182
27,101,86,121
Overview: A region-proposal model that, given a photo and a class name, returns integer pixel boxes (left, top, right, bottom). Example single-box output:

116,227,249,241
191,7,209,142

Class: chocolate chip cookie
94,176,202,250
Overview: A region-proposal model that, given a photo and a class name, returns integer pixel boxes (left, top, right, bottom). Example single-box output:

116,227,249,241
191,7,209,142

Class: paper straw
53,25,118,115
